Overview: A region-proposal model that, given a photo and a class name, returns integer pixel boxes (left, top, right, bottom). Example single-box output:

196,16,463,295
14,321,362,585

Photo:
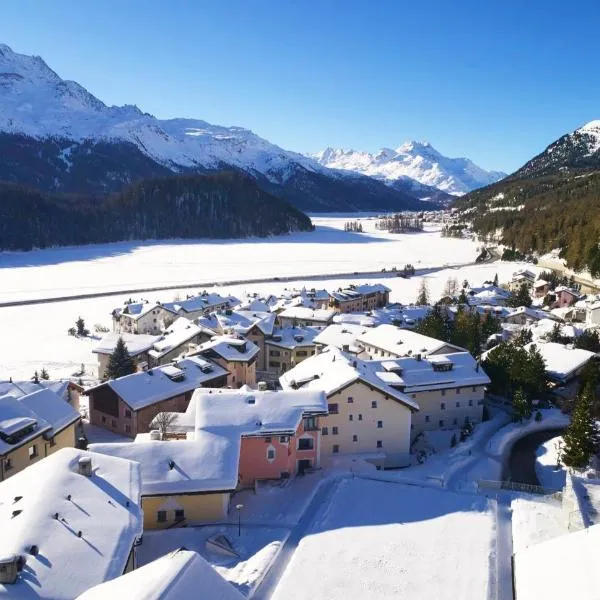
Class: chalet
188,336,260,387
313,323,369,354
112,302,176,335
553,286,581,308
504,306,560,326
357,324,466,359
0,448,143,599
86,357,228,438
93,332,160,378
329,284,390,313
0,389,80,482
0,379,83,413
162,292,240,319
277,306,336,328
523,342,597,384
508,269,536,292
265,326,320,374
147,317,213,367
586,302,600,326
532,279,550,298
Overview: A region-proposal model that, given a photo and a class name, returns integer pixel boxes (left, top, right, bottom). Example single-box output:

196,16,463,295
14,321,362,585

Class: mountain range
456,119,600,276
310,142,506,196
0,44,502,212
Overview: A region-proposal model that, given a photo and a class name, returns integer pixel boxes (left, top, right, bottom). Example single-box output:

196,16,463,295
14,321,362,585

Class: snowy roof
117,301,173,320
76,549,244,600
515,522,600,600
215,310,275,336
332,312,377,327
0,389,79,455
0,448,143,600
0,379,72,401
163,293,239,315
90,433,240,495
92,332,160,356
279,346,419,411
313,323,369,350
330,283,390,302
506,306,559,321
191,335,260,363
278,306,336,323
267,326,321,349
524,342,597,381
193,388,328,439
148,317,204,360
554,286,580,297
357,324,465,356
533,279,549,288
86,357,228,411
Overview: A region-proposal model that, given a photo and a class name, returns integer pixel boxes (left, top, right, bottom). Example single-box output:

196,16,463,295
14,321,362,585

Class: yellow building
89,435,240,529
0,389,80,482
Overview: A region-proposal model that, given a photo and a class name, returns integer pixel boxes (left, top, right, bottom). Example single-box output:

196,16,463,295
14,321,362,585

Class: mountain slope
310,142,506,196
0,44,429,212
456,120,600,275
0,171,314,251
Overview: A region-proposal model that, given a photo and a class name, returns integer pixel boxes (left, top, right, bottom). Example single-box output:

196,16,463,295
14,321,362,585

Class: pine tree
31,371,39,384
513,327,533,347
493,273,499,287
76,317,89,337
506,283,532,308
40,368,50,380
562,384,600,468
458,288,469,304
512,387,531,422
104,337,136,380
416,279,429,305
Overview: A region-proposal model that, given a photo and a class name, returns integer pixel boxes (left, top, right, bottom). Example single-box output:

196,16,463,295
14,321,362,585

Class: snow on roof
92,332,161,356
506,306,559,321
87,357,228,411
313,323,369,350
147,317,203,360
118,301,172,320
0,390,79,454
0,448,143,600
0,379,71,401
279,347,418,411
192,335,260,363
215,310,275,336
267,326,320,349
524,342,597,381
278,306,336,323
357,324,464,356
90,432,240,495
533,279,549,288
515,522,600,600
163,293,239,315
554,286,580,297
193,388,328,441
75,548,244,600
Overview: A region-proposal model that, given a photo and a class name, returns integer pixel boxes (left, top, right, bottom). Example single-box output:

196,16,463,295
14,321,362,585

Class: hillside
456,120,600,276
0,44,429,212
0,171,314,251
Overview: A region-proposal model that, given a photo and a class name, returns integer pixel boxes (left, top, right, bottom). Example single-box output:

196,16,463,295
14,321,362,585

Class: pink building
554,286,580,308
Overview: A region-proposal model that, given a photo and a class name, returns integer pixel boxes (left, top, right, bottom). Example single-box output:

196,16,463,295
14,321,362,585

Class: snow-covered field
271,478,495,600
0,217,534,381
535,436,566,490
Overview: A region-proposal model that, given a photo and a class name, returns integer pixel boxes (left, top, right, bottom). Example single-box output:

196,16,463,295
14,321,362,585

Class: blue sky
1,0,599,172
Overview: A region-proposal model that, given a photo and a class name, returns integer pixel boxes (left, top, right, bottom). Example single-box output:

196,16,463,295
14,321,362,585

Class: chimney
78,456,92,477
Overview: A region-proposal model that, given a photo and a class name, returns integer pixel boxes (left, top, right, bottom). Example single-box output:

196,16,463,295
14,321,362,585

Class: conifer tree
458,288,469,304
561,384,599,468
75,317,89,337
40,368,50,380
506,283,532,308
31,371,39,384
104,337,136,380
493,273,499,287
512,387,532,422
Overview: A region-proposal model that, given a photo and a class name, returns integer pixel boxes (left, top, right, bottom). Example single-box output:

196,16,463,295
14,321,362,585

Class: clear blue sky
1,0,599,172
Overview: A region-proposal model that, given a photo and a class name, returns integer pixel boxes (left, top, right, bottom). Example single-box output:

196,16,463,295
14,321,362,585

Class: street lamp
236,503,244,536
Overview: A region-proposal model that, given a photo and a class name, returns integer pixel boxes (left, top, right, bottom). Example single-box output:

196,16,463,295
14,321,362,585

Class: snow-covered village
2,4,600,599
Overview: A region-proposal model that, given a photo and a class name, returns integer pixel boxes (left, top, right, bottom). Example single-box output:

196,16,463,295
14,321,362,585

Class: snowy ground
535,435,566,490
0,217,533,380
270,478,495,600
511,496,566,554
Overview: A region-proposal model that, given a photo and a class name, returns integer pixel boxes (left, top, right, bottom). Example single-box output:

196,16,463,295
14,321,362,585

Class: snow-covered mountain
0,44,428,212
311,142,506,196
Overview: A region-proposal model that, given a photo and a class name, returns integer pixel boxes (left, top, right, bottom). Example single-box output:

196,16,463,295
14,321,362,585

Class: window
376,440,383,448
464,416,471,425
4,458,12,471
441,403,446,410
175,509,185,521
322,427,329,436
332,444,340,454
125,409,132,418
101,416,106,423
111,419,117,428
270,350,281,357
439,420,444,427
303,416,318,431
265,436,272,443
349,414,354,421
358,414,363,421
28,445,38,460
347,396,354,403
456,387,461,394
279,435,289,444
298,438,314,451
425,415,430,423
411,424,414,430
296,350,308,357
157,510,167,523
371,400,377,408
441,389,446,396
352,435,358,443
328,403,339,414
377,420,383,428
269,361,280,368
125,424,131,434
456,402,460,408
411,394,417,399
332,427,339,435
49,437,56,447
267,448,276,460
472,386,477,392
468,399,473,407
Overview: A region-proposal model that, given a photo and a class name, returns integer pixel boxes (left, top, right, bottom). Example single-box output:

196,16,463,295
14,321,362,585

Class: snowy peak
310,142,506,196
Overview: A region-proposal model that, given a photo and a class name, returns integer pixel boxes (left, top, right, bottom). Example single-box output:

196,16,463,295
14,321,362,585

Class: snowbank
535,435,566,490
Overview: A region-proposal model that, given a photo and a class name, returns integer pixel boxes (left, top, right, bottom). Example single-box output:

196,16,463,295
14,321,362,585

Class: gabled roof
148,317,206,360
279,347,419,411
506,306,560,321
90,433,240,495
0,448,143,600
76,549,244,600
523,342,597,381
0,379,72,402
267,326,320,349
86,358,228,411
357,324,465,356
117,301,174,320
162,293,239,315
92,332,161,356
313,323,369,351
215,310,275,336
278,306,336,323
191,336,260,363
